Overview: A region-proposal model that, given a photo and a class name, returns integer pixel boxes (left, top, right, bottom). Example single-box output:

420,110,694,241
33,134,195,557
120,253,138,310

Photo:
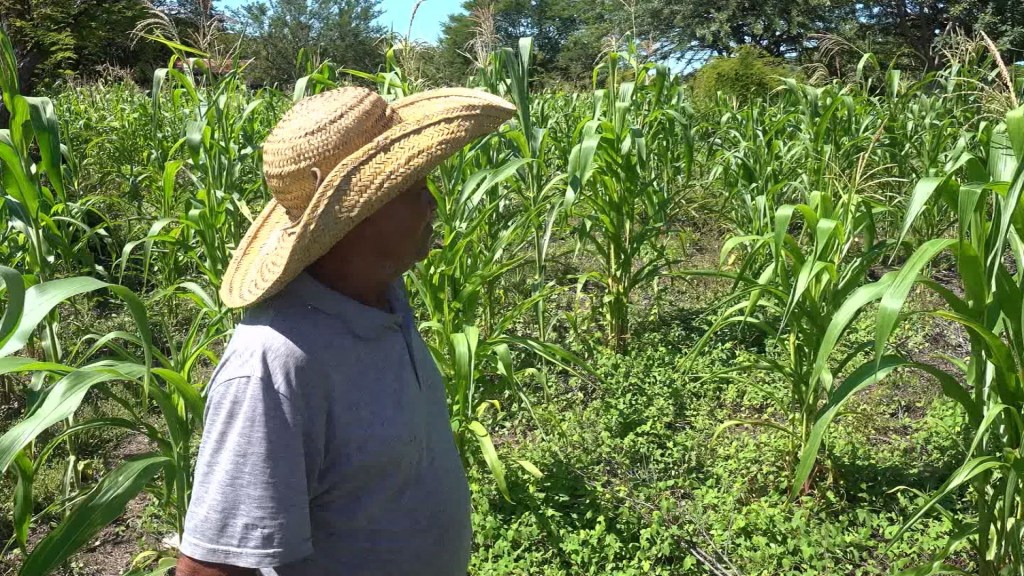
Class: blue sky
215,0,461,43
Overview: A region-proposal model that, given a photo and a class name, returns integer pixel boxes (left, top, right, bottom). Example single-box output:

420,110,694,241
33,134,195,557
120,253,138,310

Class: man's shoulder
212,299,341,391
242,291,352,348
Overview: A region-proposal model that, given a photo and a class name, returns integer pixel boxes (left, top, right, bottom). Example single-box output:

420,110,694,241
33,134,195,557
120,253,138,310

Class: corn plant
54,80,153,210
293,48,342,102
0,32,217,572
691,191,890,493
0,272,219,572
866,105,1024,575
343,42,418,101
411,144,586,500
497,37,570,342
687,75,946,495
0,266,208,575
0,27,124,502
873,73,974,247
120,40,276,303
566,51,690,350
0,30,116,282
704,99,805,238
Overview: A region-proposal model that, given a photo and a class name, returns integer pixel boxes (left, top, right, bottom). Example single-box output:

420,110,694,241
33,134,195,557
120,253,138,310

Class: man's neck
306,260,396,312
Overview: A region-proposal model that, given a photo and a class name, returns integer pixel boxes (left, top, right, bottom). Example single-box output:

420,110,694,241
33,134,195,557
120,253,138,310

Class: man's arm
175,554,258,576
178,373,315,569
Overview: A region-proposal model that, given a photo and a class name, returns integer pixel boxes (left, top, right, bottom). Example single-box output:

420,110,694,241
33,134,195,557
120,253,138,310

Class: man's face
344,178,437,271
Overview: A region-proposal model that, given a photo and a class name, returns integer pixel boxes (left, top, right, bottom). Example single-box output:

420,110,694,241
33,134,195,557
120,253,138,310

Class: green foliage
467,323,966,575
690,47,798,105
869,105,1024,576
637,0,854,59
4,21,1024,576
635,0,1024,68
0,0,159,91
0,0,76,86
567,51,692,349
231,0,386,87
434,0,631,89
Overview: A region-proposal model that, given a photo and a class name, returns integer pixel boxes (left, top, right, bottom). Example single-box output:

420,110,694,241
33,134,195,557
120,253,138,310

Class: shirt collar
284,272,407,340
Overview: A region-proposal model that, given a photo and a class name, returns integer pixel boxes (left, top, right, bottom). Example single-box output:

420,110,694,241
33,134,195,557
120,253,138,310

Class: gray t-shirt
180,272,471,575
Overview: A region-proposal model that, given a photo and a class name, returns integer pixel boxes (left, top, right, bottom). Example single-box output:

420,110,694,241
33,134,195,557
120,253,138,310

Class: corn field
2,27,1024,576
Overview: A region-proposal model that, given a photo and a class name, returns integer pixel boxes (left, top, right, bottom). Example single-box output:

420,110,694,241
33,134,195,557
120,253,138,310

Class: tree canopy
0,0,162,90
1,0,1021,94
630,0,1024,67
433,0,635,87
231,0,386,87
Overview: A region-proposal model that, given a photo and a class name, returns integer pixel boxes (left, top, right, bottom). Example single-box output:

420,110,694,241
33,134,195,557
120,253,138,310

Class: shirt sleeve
179,374,314,568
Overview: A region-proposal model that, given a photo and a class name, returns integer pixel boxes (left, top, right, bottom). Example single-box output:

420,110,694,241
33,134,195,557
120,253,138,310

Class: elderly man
174,87,515,576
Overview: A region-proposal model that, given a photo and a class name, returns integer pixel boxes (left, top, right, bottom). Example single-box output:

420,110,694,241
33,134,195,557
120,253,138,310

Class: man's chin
417,241,436,261
413,239,433,262
423,229,439,254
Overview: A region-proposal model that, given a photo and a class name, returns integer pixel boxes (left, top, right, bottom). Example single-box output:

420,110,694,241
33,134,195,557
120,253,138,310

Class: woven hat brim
219,93,515,308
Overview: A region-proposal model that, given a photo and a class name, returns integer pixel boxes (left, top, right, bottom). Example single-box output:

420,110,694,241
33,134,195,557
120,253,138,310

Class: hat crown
262,87,399,219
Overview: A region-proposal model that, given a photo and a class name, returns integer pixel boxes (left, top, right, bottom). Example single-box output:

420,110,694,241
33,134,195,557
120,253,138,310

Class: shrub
690,46,800,105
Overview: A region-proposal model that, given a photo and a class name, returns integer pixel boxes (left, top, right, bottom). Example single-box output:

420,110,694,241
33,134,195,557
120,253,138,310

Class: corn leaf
0,361,146,474
468,420,510,502
1008,105,1024,161
516,459,544,479
21,96,65,199
0,27,18,99
888,456,1005,548
20,454,169,576
0,266,25,349
874,239,956,364
792,355,908,498
898,176,958,250
0,277,110,357
811,272,896,387
12,451,32,554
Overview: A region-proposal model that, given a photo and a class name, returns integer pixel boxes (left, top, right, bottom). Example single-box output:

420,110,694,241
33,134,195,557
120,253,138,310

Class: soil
69,433,169,576
63,491,150,576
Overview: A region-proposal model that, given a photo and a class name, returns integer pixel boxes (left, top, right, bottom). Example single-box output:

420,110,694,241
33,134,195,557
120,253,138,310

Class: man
175,87,515,576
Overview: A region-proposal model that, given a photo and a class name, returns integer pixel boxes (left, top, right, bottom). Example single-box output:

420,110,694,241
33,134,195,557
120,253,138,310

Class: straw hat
219,87,516,308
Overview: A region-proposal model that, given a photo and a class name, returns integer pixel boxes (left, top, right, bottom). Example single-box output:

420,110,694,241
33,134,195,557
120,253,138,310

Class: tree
633,0,1024,70
76,1,165,75
852,0,964,68
232,0,387,87
635,0,858,61
854,0,1024,66
136,0,229,54
0,0,75,91
0,0,156,91
152,0,216,23
433,0,631,88
691,46,802,104
967,0,1024,62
